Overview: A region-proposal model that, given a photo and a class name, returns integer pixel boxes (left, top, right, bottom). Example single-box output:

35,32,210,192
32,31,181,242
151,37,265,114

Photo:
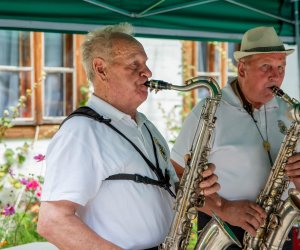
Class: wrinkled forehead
110,34,146,59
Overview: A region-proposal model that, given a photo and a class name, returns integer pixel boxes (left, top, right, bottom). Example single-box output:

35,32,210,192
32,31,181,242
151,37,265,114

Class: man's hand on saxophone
199,163,221,196
214,199,266,237
199,163,222,207
171,160,221,205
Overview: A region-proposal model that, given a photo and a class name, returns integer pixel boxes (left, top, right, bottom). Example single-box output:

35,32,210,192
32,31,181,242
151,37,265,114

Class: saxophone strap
61,106,176,198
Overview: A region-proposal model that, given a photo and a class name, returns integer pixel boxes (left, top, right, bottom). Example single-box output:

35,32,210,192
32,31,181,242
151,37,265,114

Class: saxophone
243,86,300,250
146,77,241,250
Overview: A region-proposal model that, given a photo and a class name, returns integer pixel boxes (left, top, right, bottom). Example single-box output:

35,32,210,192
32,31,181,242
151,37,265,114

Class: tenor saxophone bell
196,212,242,250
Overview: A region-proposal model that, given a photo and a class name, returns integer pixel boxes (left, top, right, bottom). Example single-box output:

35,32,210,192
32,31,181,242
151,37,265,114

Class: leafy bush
0,146,45,248
0,93,45,248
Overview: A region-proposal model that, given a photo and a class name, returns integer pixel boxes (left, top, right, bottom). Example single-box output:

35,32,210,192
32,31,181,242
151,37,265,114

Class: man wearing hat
171,26,300,249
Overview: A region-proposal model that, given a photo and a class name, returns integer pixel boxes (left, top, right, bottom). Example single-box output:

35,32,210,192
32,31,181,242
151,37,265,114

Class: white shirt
171,83,297,201
41,95,178,250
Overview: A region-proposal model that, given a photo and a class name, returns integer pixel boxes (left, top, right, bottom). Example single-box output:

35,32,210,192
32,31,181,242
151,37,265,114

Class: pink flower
36,191,42,198
34,154,45,162
1,205,15,216
20,178,29,185
8,168,15,177
26,180,40,191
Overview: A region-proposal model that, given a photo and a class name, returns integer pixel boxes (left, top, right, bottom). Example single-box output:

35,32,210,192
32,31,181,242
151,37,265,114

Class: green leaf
4,148,14,158
80,86,89,95
18,154,26,165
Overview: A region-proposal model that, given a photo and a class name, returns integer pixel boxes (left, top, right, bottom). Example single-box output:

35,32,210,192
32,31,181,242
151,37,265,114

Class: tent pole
292,0,300,98
226,0,294,24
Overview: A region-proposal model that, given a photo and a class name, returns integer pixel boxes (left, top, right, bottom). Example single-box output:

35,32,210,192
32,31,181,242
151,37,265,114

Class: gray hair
81,22,134,81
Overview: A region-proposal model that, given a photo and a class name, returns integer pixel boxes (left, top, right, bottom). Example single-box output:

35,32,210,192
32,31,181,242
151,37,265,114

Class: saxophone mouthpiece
145,79,171,92
270,85,284,97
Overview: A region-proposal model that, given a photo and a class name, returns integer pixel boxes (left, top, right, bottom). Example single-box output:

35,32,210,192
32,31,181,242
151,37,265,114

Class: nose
141,65,152,78
269,69,279,82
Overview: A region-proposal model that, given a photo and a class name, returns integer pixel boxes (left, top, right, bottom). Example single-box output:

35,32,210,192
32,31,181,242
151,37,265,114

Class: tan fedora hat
234,26,294,61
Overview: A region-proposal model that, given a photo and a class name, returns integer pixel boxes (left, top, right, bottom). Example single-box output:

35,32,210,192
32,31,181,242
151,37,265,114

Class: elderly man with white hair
37,23,220,250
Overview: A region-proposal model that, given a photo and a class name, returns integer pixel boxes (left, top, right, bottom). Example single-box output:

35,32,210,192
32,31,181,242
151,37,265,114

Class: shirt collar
87,94,147,127
87,94,130,122
136,112,148,128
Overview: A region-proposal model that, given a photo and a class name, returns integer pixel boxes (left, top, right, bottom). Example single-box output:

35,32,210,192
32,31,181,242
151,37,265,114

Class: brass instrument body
146,77,241,250
265,188,300,249
196,212,242,250
163,94,220,250
243,86,300,250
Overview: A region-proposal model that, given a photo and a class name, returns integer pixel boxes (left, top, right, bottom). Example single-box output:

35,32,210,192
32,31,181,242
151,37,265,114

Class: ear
93,57,107,81
237,61,246,78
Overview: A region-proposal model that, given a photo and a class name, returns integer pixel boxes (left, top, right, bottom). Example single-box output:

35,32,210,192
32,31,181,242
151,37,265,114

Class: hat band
244,45,285,52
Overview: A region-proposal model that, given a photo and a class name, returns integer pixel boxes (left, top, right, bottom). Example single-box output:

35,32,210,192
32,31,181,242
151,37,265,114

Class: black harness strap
60,106,112,127
106,173,168,186
61,106,175,198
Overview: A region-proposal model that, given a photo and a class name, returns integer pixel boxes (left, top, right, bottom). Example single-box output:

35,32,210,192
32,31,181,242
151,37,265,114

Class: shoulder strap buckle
134,174,144,183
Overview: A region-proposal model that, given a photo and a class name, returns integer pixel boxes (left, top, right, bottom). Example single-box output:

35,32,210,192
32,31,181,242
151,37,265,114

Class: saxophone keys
184,153,191,164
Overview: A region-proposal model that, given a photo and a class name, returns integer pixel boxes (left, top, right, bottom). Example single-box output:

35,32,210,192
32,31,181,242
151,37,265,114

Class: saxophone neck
271,86,299,106
145,76,221,98
271,86,300,122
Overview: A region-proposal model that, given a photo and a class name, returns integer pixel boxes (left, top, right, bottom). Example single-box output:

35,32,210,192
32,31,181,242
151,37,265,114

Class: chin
139,90,148,99
263,96,273,104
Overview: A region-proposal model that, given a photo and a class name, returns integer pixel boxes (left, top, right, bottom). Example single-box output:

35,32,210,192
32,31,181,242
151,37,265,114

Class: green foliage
157,102,182,145
79,84,91,107
0,144,45,249
0,90,45,249
0,94,29,141
1,206,45,248
0,146,44,249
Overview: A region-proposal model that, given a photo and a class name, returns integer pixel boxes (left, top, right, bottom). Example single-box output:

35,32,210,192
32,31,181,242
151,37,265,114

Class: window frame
0,32,35,125
2,32,87,139
42,33,77,124
182,40,238,109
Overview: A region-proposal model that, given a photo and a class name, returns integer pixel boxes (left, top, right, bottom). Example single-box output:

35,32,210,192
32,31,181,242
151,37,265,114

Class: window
197,41,239,101
181,40,239,109
227,42,239,83
0,30,87,138
198,41,220,80
43,33,75,122
0,31,33,121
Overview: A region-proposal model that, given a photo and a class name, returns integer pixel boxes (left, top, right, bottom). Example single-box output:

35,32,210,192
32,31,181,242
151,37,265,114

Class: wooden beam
182,41,198,116
65,34,74,115
220,42,228,88
207,42,215,72
33,32,43,125
3,125,59,139
19,32,33,118
75,35,88,108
